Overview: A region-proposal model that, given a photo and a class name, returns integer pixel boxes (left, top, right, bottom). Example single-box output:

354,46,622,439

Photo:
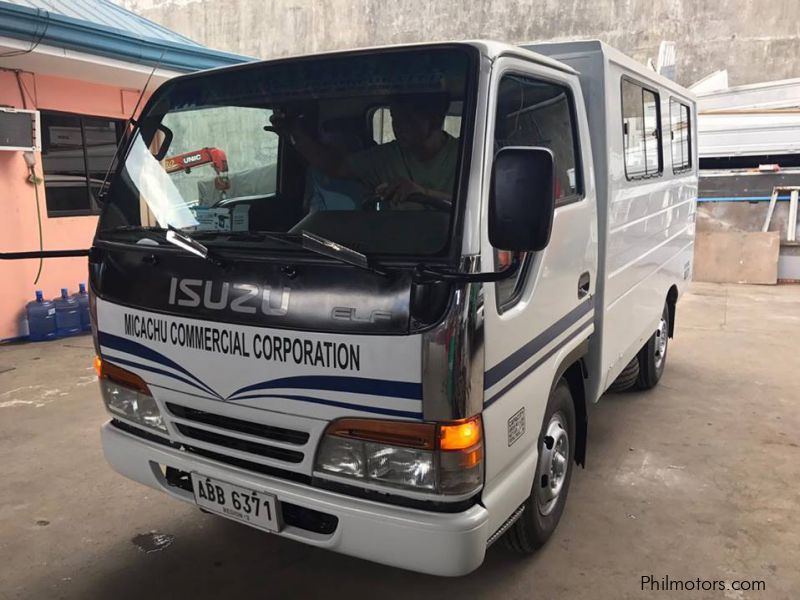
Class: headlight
366,443,435,490
316,436,365,478
314,416,483,495
95,357,166,432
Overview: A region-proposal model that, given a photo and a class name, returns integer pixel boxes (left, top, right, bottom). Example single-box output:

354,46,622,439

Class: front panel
96,296,425,477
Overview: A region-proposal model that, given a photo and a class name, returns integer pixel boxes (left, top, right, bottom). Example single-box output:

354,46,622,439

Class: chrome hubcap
654,316,668,370
536,413,569,516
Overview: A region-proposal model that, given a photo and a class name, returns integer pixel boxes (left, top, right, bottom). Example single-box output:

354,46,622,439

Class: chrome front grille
166,403,309,444
173,423,304,463
165,402,310,468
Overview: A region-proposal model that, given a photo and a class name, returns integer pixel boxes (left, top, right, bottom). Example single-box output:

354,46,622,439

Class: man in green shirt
271,94,456,210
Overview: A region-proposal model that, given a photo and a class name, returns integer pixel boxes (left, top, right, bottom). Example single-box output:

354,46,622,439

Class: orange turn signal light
438,416,482,451
94,356,151,395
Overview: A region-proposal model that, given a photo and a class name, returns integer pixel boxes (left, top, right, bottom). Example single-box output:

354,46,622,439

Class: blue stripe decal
98,331,422,417
98,331,221,399
231,394,422,419
104,356,219,399
484,324,591,408
230,375,422,401
484,298,594,390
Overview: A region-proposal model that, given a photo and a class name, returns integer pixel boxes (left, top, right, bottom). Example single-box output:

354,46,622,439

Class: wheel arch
552,340,589,467
666,285,679,338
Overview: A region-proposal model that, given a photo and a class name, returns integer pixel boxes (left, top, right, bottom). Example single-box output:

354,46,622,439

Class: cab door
479,57,598,534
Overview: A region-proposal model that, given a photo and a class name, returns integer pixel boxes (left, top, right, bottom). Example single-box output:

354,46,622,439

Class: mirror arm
413,255,522,284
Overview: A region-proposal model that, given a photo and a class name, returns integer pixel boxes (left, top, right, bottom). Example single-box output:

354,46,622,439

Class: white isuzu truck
91,40,696,576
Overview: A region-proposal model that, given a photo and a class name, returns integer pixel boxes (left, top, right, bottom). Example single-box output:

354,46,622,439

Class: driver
270,93,456,210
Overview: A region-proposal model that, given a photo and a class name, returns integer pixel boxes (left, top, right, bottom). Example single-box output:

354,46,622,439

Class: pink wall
0,70,147,340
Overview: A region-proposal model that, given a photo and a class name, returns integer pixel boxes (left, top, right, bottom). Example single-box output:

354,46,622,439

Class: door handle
578,271,591,299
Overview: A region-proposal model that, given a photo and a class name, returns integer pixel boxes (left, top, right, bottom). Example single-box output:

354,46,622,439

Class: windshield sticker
190,205,250,232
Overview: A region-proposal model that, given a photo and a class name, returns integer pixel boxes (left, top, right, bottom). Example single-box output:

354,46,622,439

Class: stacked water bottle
26,284,91,341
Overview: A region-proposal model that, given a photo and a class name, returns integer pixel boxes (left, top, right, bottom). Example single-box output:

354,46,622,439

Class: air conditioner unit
0,107,41,152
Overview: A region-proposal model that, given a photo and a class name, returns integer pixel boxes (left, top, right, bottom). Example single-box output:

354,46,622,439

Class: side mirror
489,146,556,252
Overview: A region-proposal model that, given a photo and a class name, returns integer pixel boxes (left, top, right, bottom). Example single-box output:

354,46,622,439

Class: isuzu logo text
168,277,290,316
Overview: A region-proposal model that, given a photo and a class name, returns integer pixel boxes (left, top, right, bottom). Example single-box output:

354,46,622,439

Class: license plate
191,473,282,532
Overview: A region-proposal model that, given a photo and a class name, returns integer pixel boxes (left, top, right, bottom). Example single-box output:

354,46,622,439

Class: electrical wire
0,67,37,107
2,7,51,284
14,70,27,109
0,10,50,58
32,69,39,105
29,164,44,285
17,71,36,107
97,49,166,198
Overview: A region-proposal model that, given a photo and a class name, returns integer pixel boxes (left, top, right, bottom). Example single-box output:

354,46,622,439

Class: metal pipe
762,189,779,232
789,190,799,242
0,249,89,260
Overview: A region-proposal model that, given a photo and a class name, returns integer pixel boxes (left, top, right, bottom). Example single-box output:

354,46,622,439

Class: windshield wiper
166,226,226,268
198,229,386,276
165,228,385,275
300,231,387,276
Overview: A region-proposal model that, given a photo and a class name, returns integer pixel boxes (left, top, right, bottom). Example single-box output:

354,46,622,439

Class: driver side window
493,74,580,309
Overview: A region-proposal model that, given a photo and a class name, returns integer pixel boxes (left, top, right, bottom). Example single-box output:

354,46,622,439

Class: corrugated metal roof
3,0,200,45
0,0,251,72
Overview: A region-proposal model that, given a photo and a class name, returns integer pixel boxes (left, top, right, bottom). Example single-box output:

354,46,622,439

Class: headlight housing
95,357,166,432
314,416,483,496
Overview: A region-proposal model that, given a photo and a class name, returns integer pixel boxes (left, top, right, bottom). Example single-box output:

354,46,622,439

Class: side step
486,504,526,547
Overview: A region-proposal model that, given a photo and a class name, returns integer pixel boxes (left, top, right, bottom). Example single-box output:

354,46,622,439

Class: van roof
163,39,693,101
524,39,696,101
166,40,579,83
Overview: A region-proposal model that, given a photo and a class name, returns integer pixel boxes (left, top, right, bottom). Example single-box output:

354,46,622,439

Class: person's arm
415,187,452,210
377,179,452,210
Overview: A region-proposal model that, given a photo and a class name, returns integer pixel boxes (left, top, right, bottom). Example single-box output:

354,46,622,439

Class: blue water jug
74,283,91,331
26,290,57,341
54,288,82,337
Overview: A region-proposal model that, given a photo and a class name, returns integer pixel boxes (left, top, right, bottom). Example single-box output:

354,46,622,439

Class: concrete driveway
1,282,798,599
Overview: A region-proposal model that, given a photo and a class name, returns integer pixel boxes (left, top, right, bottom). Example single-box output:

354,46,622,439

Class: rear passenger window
621,79,662,179
493,74,581,310
670,99,691,172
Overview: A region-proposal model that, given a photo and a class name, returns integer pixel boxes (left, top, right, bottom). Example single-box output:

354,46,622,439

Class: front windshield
98,47,473,257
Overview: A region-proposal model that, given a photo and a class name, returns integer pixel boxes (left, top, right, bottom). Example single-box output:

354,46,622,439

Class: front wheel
504,380,576,554
636,303,669,389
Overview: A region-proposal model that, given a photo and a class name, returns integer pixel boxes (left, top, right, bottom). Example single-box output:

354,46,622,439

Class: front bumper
101,422,490,576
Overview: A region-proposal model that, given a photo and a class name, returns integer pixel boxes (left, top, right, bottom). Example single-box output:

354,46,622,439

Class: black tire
607,356,640,392
636,303,669,390
504,380,576,554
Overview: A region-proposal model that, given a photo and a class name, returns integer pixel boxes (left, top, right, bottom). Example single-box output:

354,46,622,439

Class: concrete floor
1,282,798,599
